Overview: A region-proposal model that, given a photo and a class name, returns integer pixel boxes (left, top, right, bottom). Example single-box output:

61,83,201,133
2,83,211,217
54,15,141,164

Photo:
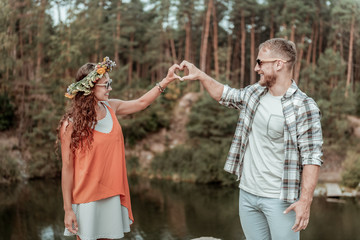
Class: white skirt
64,195,132,240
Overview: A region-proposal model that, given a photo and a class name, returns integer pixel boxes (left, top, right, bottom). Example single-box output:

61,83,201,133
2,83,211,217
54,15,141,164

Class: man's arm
284,165,320,232
180,60,224,101
284,98,323,232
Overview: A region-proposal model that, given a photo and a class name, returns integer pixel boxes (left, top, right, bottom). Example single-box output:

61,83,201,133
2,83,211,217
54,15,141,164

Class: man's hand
179,60,204,81
284,199,312,232
164,63,182,83
64,209,78,234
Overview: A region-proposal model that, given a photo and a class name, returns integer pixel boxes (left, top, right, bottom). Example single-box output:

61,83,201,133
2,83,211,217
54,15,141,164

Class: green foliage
301,49,358,145
356,85,360,116
152,140,237,185
126,156,139,173
0,146,21,183
187,93,238,142
152,93,238,185
342,150,360,188
1,0,360,183
121,99,171,146
0,92,15,131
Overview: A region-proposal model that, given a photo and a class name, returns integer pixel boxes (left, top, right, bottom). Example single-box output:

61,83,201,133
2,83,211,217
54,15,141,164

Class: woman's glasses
96,79,112,90
256,58,287,67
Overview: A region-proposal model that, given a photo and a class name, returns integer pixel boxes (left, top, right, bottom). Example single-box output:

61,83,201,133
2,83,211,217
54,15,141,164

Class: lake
1,177,360,240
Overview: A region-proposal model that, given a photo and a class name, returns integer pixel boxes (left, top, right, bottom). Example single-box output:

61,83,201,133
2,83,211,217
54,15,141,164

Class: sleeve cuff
219,85,230,103
302,158,323,166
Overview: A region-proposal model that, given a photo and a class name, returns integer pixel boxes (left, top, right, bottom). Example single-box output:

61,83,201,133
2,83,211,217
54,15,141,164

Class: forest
0,0,360,187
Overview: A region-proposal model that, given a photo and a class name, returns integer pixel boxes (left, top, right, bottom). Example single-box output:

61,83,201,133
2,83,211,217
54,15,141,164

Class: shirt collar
282,80,298,99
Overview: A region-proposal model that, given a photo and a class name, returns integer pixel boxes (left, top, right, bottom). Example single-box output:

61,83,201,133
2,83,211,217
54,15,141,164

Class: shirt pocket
267,114,285,142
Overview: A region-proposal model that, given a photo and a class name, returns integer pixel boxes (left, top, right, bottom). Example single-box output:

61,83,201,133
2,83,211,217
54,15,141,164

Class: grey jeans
239,189,300,240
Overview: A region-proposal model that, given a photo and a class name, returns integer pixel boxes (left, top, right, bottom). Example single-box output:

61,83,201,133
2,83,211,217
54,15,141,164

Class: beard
259,73,277,88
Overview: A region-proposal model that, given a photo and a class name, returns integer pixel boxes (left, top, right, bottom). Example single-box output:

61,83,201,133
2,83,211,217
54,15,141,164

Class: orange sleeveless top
72,104,133,223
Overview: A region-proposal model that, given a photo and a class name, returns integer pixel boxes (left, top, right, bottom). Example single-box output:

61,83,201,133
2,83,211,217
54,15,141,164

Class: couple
58,38,323,240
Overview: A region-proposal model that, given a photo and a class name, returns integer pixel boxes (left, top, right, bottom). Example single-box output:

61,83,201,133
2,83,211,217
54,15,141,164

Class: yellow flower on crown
97,67,106,75
64,57,116,99
64,92,75,99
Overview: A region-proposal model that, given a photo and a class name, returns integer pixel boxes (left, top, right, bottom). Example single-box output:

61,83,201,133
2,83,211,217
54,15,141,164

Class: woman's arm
179,60,224,101
60,120,78,234
109,64,180,115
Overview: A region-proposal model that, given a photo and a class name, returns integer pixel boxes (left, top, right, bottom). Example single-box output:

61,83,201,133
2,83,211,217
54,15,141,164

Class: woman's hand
163,63,182,84
64,209,78,234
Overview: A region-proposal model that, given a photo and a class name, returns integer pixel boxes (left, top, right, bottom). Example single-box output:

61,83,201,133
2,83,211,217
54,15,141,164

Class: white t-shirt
239,92,285,198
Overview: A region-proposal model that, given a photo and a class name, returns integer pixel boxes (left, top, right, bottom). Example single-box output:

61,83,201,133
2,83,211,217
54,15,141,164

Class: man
179,38,323,240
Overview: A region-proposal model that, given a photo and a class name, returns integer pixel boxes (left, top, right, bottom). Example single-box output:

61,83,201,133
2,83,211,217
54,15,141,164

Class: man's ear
276,61,284,71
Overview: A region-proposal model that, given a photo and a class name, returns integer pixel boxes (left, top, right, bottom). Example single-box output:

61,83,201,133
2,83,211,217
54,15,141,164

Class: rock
347,115,360,138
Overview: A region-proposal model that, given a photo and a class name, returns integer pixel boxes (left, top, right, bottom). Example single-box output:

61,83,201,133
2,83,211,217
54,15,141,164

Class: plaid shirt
219,81,323,203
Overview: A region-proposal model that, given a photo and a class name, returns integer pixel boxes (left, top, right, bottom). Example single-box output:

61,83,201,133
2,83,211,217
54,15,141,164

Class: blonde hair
259,38,297,69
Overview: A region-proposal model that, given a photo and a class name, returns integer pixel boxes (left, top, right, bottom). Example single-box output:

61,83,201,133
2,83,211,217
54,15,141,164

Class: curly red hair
57,63,99,153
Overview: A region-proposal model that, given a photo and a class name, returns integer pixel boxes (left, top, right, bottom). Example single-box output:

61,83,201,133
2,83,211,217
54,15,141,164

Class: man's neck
268,75,292,96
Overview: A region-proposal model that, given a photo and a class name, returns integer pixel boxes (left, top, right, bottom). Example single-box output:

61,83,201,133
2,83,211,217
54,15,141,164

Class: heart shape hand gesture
165,60,203,82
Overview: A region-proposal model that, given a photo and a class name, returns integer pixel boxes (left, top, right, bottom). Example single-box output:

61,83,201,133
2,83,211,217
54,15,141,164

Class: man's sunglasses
96,79,112,90
256,58,287,67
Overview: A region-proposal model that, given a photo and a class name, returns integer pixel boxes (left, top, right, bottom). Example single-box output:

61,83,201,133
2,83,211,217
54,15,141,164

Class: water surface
1,177,359,240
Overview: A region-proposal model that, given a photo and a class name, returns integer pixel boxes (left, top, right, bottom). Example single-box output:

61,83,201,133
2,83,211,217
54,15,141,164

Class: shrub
187,93,238,142
0,147,21,183
152,93,239,186
121,101,171,146
0,92,15,131
342,150,360,188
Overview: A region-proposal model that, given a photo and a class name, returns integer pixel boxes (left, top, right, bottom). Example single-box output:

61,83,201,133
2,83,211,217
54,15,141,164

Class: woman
58,57,180,240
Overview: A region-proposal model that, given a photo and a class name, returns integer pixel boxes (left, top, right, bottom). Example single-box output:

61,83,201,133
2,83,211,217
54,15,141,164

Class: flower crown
65,57,116,99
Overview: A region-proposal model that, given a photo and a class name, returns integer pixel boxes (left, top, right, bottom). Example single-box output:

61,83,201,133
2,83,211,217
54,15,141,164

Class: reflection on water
1,177,360,240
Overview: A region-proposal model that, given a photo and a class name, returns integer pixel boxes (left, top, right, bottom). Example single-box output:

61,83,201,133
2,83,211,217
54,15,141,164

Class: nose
254,63,260,72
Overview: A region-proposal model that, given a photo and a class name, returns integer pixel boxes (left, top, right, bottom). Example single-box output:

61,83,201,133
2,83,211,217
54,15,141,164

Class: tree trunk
282,23,288,39
339,26,344,60
270,12,274,39
306,25,314,67
178,37,183,62
19,18,24,59
318,19,323,55
290,19,295,42
114,0,121,64
206,34,212,74
212,1,219,79
240,13,246,88
312,22,318,69
226,33,232,82
294,34,305,83
199,0,213,92
128,33,134,86
332,28,338,52
232,28,240,86
136,61,141,79
65,23,71,79
345,13,355,98
35,0,47,82
94,0,104,61
170,36,177,63
250,16,256,85
165,35,171,63
184,13,191,61
200,0,213,72
151,70,155,84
